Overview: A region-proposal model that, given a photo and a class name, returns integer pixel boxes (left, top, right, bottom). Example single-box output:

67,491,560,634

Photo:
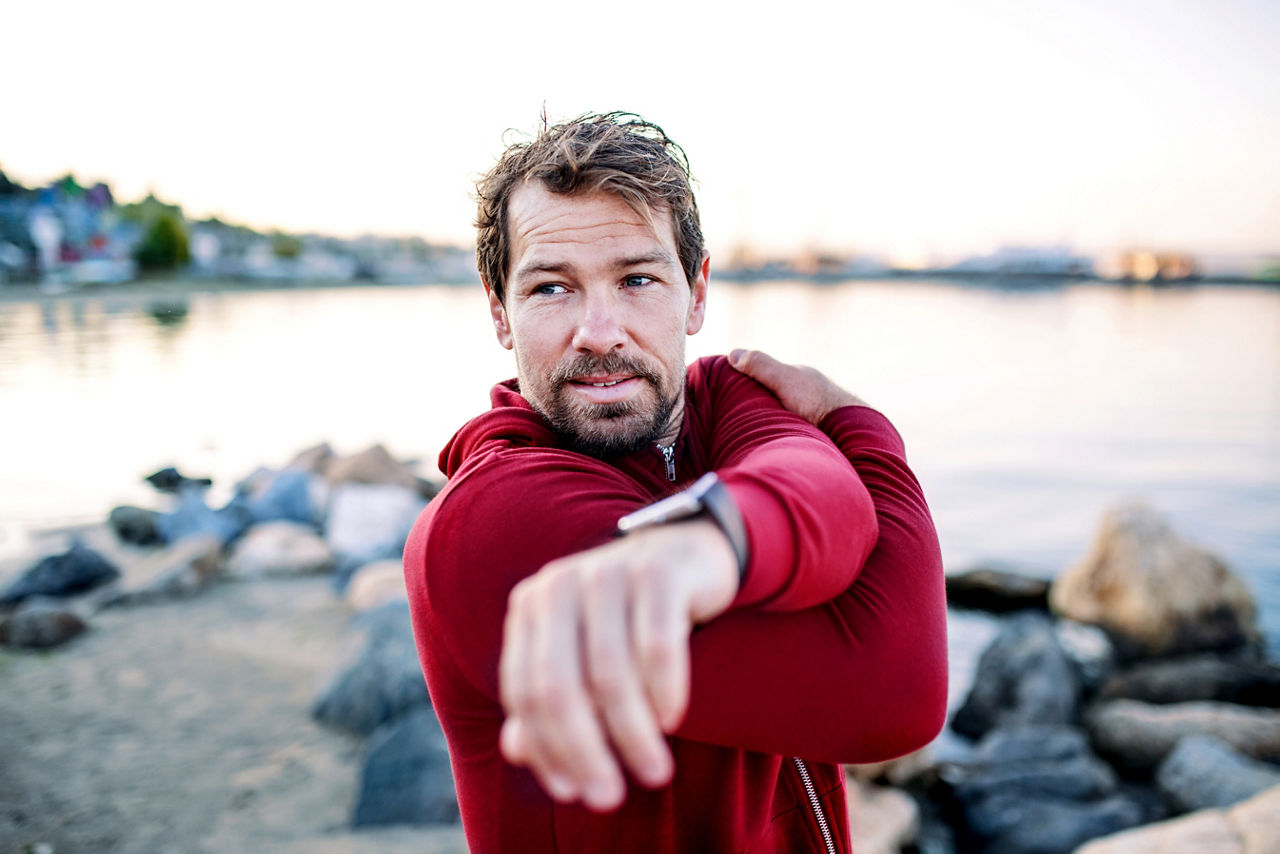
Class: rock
1049,503,1260,659
345,559,408,612
1,597,88,648
242,468,327,527
951,613,1080,740
324,483,426,587
1101,654,1280,707
103,535,224,605
353,707,458,827
973,725,1091,766
312,601,429,735
954,726,1118,812
108,505,162,545
155,488,251,545
1156,735,1280,813
0,541,121,606
1086,700,1280,771
960,792,1143,854
1055,620,1117,695
144,466,212,493
946,565,1050,613
942,724,1146,854
325,444,419,490
848,747,935,787
1233,784,1280,854
1074,784,1280,854
286,441,334,473
846,776,919,854
225,521,333,577
955,753,1119,805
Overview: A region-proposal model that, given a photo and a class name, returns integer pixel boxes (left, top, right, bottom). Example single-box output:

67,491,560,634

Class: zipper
656,442,676,482
792,758,837,854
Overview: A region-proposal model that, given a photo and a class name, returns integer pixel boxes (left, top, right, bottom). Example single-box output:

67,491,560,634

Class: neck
655,392,685,448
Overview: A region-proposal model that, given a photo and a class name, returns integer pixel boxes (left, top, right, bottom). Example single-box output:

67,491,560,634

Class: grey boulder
952,613,1080,740
353,707,458,827
0,541,120,606
1155,735,1280,813
311,601,430,735
0,596,88,648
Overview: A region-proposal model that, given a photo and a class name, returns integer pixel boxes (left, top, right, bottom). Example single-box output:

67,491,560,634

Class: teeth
591,380,622,387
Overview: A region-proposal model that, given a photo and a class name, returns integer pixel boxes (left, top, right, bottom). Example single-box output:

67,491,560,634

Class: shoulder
685,354,794,418
412,445,651,600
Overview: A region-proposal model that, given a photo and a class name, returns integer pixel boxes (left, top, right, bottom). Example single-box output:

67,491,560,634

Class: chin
547,394,674,460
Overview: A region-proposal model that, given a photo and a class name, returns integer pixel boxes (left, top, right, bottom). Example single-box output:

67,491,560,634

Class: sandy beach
0,528,467,854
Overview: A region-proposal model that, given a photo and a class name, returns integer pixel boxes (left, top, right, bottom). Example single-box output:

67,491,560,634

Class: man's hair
475,111,704,304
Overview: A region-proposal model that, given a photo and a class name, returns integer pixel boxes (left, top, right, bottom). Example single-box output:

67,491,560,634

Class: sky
4,0,1278,262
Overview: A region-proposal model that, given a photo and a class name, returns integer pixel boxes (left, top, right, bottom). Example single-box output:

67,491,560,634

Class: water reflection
147,300,190,328
0,280,1275,652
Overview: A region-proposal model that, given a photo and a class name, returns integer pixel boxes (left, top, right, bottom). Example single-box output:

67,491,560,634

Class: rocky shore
1,447,1277,853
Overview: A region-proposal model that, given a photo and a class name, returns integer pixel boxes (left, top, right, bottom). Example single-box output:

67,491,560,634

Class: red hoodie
404,355,947,852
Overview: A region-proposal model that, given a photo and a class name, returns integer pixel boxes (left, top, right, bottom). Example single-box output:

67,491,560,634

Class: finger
728,348,783,383
582,561,674,789
502,716,575,801
526,571,625,810
632,564,691,734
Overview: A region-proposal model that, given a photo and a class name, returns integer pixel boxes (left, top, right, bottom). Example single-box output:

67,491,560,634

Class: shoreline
2,271,1277,308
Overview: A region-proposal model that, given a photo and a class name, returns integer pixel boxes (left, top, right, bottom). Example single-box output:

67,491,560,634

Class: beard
534,352,681,459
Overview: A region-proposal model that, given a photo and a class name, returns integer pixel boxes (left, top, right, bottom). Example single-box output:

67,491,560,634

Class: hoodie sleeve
675,403,949,763
692,357,879,612
405,446,652,703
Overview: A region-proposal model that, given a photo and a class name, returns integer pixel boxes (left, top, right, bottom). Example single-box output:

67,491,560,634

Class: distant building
1097,250,1199,282
947,245,1094,277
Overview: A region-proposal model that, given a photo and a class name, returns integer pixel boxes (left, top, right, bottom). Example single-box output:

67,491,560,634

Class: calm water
1,279,1277,661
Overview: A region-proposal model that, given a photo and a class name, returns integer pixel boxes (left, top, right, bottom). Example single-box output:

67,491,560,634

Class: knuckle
587,663,625,703
506,681,535,715
530,672,571,715
639,636,676,672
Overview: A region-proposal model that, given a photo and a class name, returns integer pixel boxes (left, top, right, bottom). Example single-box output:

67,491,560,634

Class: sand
0,530,468,854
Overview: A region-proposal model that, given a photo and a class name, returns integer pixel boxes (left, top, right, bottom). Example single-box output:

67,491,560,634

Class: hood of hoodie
438,379,559,478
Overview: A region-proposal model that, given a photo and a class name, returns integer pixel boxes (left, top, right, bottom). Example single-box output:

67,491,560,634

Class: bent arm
689,356,880,611
678,405,948,762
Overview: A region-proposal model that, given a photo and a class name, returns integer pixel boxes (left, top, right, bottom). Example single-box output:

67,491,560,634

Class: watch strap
616,472,751,583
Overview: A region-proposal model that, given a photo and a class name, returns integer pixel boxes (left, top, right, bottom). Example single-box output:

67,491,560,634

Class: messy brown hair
475,111,704,303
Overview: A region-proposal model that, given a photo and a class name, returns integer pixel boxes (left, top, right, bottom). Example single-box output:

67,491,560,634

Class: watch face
617,473,720,533
617,492,700,532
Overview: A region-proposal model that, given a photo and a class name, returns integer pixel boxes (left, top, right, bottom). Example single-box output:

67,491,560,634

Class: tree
135,211,190,271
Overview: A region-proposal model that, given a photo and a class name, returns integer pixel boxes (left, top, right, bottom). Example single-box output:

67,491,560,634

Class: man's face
486,183,708,458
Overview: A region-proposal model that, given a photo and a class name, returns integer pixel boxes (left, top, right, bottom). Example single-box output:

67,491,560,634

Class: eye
622,275,655,288
532,283,567,296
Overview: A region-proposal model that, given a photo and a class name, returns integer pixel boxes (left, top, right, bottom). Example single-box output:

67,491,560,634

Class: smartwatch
616,472,750,583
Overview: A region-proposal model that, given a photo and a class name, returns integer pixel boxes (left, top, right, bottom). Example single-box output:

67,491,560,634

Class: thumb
729,348,782,382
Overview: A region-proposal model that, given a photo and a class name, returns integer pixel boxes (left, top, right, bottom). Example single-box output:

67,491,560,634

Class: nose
571,288,627,354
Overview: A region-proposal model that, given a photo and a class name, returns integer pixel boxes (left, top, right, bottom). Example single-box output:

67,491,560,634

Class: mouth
570,375,636,388
564,374,645,405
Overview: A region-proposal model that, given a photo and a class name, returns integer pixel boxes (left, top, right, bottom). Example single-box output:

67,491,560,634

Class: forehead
506,183,678,272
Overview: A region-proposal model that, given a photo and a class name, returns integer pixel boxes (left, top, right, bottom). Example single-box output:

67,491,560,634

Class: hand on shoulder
727,349,868,425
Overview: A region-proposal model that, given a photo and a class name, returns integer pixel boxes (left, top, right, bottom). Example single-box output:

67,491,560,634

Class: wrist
671,519,739,621
616,472,750,584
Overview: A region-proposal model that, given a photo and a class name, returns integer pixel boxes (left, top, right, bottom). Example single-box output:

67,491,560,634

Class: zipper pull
657,442,676,482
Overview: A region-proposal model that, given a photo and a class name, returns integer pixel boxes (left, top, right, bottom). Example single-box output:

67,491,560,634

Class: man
403,112,947,852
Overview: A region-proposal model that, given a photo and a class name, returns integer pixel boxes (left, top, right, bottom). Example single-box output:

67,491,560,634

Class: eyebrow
513,250,677,282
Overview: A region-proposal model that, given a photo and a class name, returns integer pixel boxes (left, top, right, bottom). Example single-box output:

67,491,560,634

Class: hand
498,518,738,811
728,349,868,425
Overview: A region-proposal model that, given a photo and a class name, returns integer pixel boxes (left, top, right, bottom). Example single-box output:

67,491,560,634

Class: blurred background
1,1,1277,853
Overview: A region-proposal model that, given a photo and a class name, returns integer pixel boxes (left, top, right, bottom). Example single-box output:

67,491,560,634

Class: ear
484,280,514,350
685,250,711,335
